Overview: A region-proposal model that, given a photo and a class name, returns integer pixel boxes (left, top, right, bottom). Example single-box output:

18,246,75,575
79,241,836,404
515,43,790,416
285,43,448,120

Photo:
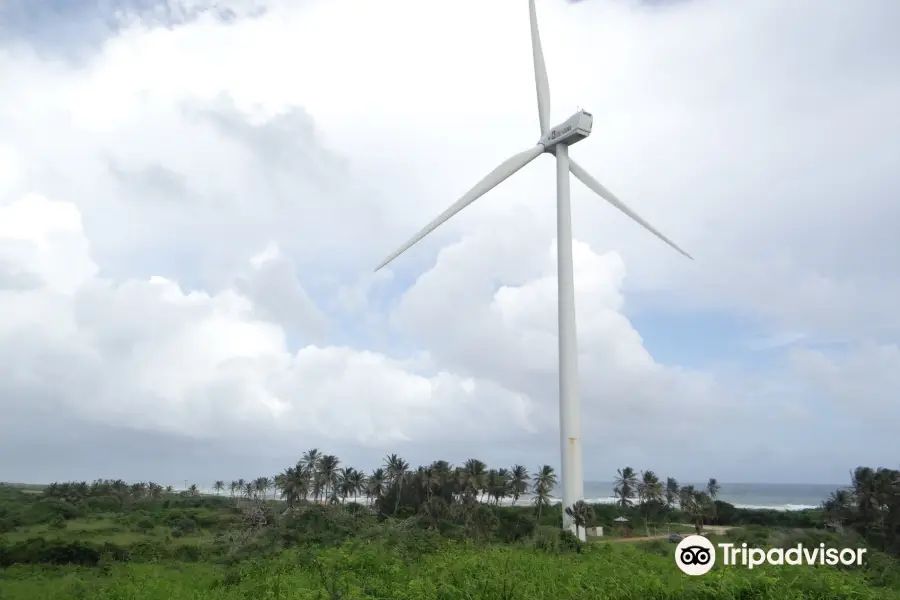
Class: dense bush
82,494,124,513
0,538,128,567
31,498,80,522
132,516,156,533
494,509,537,542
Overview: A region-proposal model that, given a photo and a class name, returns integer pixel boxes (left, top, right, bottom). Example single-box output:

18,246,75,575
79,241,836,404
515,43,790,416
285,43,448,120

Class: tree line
823,466,900,554
34,455,900,554
38,451,724,539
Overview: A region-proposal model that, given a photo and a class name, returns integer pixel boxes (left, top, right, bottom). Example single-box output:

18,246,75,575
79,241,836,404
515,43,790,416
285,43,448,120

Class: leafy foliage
0,460,899,598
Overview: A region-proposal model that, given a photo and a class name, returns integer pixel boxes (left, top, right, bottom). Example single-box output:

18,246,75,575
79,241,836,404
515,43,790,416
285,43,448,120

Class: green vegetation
1,457,898,599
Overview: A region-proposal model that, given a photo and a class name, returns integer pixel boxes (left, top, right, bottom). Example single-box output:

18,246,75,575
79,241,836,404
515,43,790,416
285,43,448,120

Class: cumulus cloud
0,189,718,474
1,0,898,485
0,194,536,447
393,220,723,442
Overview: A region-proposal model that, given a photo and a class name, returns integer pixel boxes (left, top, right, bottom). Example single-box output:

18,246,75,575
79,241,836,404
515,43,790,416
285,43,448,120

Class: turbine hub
539,109,593,151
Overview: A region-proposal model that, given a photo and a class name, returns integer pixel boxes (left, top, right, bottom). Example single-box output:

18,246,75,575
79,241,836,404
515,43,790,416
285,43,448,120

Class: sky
0,0,898,488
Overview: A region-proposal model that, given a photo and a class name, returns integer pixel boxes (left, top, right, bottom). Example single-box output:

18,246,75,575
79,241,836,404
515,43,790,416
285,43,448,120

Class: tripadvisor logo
674,535,867,576
675,535,717,575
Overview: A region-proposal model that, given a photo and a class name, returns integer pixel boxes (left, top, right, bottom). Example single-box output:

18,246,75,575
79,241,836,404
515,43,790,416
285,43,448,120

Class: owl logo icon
675,535,716,575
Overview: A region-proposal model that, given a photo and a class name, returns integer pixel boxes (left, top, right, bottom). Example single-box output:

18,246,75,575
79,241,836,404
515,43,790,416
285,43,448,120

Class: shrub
726,525,772,547
82,495,123,513
495,510,536,543
48,514,68,530
558,529,583,553
128,540,167,562
32,498,79,522
530,526,560,553
0,538,128,567
132,516,155,532
172,544,204,562
774,528,846,549
175,516,198,533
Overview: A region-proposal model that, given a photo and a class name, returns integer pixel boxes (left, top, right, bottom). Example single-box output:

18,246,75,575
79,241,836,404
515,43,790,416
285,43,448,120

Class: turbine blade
375,145,545,271
569,159,693,260
529,0,551,135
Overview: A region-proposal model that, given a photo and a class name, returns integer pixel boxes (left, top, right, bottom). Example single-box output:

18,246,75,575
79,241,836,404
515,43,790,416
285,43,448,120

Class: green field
3,541,899,600
1,462,898,599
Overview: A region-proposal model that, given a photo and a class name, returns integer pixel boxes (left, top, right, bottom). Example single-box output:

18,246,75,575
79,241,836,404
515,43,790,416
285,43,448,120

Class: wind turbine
375,0,692,539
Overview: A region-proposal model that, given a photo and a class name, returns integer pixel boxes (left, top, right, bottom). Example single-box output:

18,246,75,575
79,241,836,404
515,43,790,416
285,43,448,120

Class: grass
2,517,214,546
2,541,898,600
2,482,899,599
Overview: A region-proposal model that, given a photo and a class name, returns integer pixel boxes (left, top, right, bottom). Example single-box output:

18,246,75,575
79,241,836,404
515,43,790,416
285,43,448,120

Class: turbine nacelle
539,110,593,151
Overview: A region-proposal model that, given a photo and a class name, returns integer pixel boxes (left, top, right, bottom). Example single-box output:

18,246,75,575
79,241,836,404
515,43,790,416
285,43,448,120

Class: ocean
549,481,841,511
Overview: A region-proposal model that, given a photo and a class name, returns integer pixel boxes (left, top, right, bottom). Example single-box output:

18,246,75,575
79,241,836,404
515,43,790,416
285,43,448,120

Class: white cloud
1,0,898,484
0,186,718,444
0,194,97,293
235,243,328,340
394,224,726,447
0,194,538,447
790,344,900,432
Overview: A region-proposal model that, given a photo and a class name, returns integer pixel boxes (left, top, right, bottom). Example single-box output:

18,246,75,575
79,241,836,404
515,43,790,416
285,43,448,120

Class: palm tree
851,466,878,534
272,474,283,501
641,471,663,504
317,455,341,503
384,454,409,514
826,465,900,550
706,477,720,500
665,477,679,508
637,471,664,535
461,458,487,502
484,469,509,505
301,448,322,500
510,465,530,505
337,467,356,504
213,481,225,496
254,476,271,500
613,467,637,508
188,483,199,496
416,466,435,501
565,500,593,539
823,488,853,532
650,476,664,504
495,468,511,504
348,468,366,503
430,460,453,483
531,465,557,520
146,482,163,500
367,468,387,505
679,484,696,511
683,489,715,533
278,466,310,508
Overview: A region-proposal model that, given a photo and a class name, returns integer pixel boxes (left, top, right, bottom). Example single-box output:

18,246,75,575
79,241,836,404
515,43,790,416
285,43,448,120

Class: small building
613,516,631,537
586,526,604,537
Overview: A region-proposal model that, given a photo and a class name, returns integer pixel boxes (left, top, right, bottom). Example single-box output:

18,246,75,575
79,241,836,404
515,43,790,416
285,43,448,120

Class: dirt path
600,526,735,544
603,534,671,543
703,525,735,534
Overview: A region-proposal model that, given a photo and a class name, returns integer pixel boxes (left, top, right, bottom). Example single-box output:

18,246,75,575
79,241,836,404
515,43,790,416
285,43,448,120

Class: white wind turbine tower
375,0,692,539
